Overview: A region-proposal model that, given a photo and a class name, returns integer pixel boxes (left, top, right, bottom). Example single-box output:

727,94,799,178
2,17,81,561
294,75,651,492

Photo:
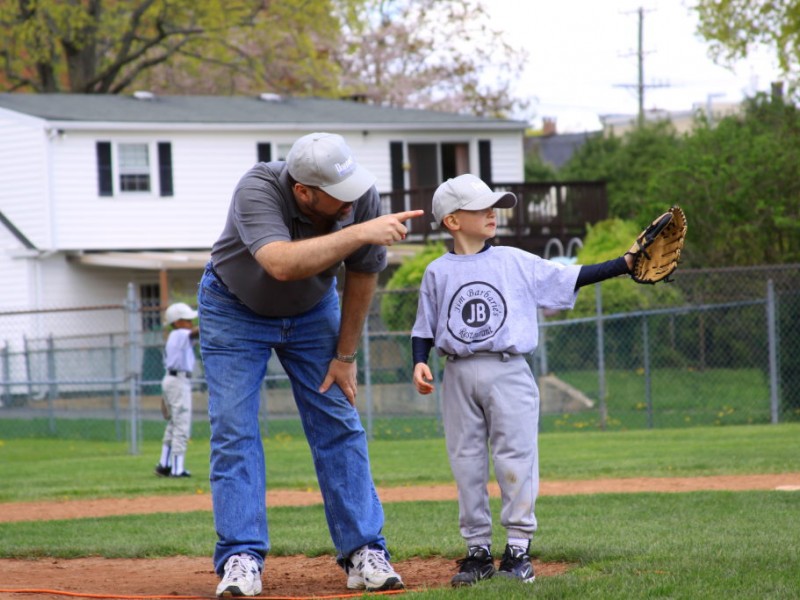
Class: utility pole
615,6,669,128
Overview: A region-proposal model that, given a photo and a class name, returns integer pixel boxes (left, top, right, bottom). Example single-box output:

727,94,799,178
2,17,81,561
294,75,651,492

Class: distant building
600,100,743,136
524,117,599,170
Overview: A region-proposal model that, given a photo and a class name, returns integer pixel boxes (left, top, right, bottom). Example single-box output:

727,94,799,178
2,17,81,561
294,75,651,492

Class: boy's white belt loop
446,351,513,363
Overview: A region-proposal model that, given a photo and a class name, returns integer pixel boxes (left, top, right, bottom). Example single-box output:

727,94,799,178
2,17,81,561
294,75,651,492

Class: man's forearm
254,227,366,281
337,270,378,356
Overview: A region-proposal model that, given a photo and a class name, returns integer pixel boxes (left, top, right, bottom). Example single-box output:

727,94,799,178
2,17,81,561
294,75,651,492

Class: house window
119,143,151,192
95,141,174,197
275,143,292,161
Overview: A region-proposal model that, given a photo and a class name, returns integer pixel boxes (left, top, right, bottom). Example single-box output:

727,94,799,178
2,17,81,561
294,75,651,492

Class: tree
336,0,530,117
559,121,681,220
524,152,558,182
694,0,800,89
0,0,354,95
644,93,800,266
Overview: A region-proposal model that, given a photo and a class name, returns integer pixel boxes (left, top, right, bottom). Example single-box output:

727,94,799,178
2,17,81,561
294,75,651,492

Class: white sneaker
216,553,263,597
346,544,404,591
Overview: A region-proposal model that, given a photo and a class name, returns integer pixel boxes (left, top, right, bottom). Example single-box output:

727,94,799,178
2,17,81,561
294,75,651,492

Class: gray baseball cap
286,132,376,202
432,174,517,225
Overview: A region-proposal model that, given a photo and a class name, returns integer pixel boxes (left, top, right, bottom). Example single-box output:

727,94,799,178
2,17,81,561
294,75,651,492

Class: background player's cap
286,132,376,202
432,173,517,227
164,302,198,325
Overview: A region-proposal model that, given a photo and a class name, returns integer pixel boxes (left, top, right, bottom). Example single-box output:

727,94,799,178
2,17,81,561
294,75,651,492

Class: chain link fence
1,266,798,451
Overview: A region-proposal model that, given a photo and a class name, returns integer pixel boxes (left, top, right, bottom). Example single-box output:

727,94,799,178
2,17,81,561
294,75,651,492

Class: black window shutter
157,142,173,196
96,141,113,196
478,140,492,185
257,143,272,163
390,141,404,191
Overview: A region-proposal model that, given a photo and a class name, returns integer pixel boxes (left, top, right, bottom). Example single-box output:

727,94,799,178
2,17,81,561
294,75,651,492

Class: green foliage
559,122,681,219
645,94,800,266
380,242,446,332
0,0,357,95
524,151,558,182
694,0,800,80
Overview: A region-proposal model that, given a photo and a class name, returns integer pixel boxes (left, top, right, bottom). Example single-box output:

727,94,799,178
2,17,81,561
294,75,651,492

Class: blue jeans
197,265,387,575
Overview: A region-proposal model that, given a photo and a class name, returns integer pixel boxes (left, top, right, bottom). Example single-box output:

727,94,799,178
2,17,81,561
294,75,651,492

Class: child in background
155,302,199,478
411,174,637,586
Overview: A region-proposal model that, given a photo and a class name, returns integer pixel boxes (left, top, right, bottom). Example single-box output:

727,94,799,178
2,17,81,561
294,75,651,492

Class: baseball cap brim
460,191,517,212
319,163,377,203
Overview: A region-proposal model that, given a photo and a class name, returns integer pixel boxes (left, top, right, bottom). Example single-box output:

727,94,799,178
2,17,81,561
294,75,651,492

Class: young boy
411,174,636,586
155,302,200,478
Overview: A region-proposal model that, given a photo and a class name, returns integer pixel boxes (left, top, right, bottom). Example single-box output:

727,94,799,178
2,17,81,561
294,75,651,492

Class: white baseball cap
286,132,376,202
432,174,517,226
164,302,198,325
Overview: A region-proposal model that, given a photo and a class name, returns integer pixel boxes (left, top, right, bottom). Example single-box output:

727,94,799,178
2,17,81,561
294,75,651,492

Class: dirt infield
1,474,798,599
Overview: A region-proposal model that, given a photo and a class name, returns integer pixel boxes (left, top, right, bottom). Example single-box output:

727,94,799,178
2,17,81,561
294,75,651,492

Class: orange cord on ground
0,590,406,600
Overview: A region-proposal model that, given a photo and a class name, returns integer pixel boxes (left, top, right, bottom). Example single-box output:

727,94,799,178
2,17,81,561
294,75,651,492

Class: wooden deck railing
379,181,608,256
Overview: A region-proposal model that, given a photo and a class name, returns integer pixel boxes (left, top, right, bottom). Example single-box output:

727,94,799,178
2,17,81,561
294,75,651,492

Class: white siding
488,131,525,183
0,110,50,248
52,130,250,250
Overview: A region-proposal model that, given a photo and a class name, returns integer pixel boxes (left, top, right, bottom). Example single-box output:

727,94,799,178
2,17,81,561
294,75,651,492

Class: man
198,132,422,597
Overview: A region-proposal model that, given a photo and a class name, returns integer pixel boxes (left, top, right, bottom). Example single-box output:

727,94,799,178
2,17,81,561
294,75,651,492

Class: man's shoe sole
367,577,404,592
217,584,262,597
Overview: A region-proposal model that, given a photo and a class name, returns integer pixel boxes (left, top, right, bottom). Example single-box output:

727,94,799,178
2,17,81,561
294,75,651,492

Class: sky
486,0,783,132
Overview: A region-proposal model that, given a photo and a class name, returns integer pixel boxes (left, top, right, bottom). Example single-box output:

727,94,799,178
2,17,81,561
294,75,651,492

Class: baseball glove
626,206,687,284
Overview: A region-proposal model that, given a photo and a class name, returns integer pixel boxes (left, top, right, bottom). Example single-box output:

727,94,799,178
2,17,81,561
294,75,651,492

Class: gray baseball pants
161,373,193,455
441,353,539,548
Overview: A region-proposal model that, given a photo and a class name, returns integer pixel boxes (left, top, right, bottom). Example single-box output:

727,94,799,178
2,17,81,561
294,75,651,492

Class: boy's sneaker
451,546,495,587
154,464,171,477
346,544,405,591
216,553,262,597
496,543,535,583
169,470,191,478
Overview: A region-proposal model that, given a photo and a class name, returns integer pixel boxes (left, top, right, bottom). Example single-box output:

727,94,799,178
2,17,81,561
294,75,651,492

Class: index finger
392,209,425,220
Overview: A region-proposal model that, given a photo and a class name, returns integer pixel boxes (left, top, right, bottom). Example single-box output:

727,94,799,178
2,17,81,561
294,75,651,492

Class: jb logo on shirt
446,281,508,343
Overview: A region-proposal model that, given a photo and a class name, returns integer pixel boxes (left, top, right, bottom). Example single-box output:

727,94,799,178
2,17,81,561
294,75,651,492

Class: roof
525,131,598,169
0,93,527,131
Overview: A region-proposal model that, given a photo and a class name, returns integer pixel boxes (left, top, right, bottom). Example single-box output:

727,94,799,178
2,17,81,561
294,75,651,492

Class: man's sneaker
346,544,405,591
154,464,171,477
451,545,495,587
496,543,535,583
216,553,262,597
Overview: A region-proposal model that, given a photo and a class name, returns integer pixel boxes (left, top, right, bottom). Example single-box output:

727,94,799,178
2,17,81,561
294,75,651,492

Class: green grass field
1,424,799,598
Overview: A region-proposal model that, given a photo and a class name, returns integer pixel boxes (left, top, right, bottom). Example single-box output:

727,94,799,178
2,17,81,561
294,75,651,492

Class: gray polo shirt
210,161,387,317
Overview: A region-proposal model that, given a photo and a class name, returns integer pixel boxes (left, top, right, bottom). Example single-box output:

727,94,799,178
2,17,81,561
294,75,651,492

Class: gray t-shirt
210,162,387,316
411,246,581,356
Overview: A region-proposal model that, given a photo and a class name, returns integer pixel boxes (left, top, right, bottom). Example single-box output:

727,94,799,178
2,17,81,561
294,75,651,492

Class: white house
0,92,527,321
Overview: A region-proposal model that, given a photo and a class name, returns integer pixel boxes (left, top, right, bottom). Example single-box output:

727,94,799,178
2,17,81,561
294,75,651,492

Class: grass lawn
1,424,798,598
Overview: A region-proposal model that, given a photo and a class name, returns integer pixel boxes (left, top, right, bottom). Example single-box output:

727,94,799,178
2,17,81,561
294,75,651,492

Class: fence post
642,316,653,429
47,334,56,434
1,341,9,407
595,284,607,431
766,279,779,424
110,333,122,441
23,335,33,403
362,317,374,441
126,283,142,455
537,308,548,376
